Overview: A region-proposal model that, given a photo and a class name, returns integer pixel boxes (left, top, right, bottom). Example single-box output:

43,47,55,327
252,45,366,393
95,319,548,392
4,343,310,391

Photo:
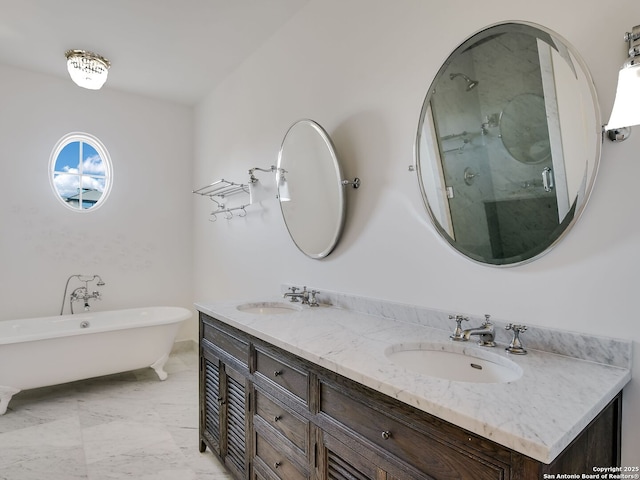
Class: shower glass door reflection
427,32,571,263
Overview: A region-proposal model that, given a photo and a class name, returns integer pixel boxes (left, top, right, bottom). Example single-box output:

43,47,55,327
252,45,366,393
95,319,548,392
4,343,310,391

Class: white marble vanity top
195,291,631,464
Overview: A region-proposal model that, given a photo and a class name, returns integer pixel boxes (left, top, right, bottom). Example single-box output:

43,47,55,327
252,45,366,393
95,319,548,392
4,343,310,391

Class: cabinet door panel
326,449,374,480
202,351,222,455
200,338,249,480
321,431,419,480
224,365,249,478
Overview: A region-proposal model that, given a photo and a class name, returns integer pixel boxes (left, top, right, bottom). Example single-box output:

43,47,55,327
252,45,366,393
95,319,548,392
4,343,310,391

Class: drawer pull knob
381,430,391,440
274,370,283,376
274,461,282,469
274,415,282,422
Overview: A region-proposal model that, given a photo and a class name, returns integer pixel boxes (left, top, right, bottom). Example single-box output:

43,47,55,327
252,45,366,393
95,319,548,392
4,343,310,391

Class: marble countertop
195,294,631,464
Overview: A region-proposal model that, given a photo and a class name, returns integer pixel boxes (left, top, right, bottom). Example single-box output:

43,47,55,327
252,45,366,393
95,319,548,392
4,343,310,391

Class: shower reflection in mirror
417,22,600,266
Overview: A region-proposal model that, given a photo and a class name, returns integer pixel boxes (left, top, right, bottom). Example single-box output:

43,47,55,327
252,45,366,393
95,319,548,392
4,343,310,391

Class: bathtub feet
0,386,21,415
151,354,169,381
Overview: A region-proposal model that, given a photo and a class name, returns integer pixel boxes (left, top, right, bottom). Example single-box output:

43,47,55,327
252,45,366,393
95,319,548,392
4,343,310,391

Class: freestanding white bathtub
0,306,192,415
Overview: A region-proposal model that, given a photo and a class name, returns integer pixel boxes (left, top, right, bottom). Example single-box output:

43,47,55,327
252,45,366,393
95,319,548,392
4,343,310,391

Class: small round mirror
277,119,346,259
415,22,601,266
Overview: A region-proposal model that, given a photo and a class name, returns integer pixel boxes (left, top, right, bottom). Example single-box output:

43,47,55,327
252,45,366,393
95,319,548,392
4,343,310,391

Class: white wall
0,63,195,339
193,0,640,465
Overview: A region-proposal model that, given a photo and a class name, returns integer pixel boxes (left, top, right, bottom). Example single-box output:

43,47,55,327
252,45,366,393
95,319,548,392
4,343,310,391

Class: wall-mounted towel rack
192,179,249,198
208,204,248,222
193,179,251,222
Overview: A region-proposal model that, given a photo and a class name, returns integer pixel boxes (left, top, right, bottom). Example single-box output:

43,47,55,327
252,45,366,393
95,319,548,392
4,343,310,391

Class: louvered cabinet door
321,432,380,480
201,350,222,456
200,347,250,480
222,364,250,479
326,448,377,480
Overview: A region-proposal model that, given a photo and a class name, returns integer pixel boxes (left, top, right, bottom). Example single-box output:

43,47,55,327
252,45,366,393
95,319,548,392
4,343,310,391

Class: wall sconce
605,25,640,142
277,169,291,202
65,50,110,90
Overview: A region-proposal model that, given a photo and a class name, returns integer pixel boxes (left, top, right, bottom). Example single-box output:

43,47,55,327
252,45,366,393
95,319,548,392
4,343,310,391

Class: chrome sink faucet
450,314,495,347
283,286,320,307
283,286,309,304
463,314,495,347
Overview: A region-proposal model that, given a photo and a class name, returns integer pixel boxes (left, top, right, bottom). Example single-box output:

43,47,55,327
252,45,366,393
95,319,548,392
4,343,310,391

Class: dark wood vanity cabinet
199,312,622,480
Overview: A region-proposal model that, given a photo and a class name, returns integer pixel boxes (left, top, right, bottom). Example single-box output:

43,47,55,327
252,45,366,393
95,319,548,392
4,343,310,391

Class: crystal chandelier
65,50,110,90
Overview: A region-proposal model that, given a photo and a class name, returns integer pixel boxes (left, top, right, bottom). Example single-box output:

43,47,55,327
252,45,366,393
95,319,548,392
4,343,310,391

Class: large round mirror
415,22,601,266
277,119,346,259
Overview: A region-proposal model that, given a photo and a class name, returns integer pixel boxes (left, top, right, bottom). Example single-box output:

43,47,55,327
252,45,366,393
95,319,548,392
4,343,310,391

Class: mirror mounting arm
248,165,276,183
341,177,361,189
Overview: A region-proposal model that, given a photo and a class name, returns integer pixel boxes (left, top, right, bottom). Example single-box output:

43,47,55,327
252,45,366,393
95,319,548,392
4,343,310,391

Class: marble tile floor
0,347,233,480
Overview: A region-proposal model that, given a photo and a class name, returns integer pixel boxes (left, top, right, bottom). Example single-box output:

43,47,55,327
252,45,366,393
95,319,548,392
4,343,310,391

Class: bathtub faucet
60,274,106,314
70,287,102,311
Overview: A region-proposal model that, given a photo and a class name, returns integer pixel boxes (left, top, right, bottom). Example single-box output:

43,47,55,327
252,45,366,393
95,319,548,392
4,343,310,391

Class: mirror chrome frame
414,20,601,267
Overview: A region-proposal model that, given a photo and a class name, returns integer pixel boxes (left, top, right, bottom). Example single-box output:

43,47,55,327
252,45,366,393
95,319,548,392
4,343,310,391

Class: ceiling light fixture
605,25,640,141
65,49,110,90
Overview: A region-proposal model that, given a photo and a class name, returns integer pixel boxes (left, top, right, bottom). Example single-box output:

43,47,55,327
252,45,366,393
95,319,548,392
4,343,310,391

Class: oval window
49,132,112,211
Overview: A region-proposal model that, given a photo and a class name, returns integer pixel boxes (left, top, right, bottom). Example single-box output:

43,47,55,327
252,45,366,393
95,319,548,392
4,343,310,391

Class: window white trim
49,132,113,212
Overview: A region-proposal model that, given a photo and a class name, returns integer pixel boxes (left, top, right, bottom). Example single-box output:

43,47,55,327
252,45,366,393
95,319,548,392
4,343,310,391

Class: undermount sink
385,342,523,384
236,302,302,315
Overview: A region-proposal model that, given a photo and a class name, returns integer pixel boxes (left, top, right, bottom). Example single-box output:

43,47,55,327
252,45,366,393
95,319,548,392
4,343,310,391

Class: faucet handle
309,290,320,307
288,286,299,294
300,286,310,304
482,314,492,326
449,314,469,341
505,324,527,355
506,323,527,333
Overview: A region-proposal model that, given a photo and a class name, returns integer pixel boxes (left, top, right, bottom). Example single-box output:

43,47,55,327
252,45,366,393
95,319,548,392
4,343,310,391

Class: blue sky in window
53,141,106,198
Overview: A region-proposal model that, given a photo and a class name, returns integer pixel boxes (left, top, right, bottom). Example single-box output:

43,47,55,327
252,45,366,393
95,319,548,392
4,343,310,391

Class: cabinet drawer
255,388,308,453
320,383,506,480
255,349,308,403
202,320,249,366
255,430,306,480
